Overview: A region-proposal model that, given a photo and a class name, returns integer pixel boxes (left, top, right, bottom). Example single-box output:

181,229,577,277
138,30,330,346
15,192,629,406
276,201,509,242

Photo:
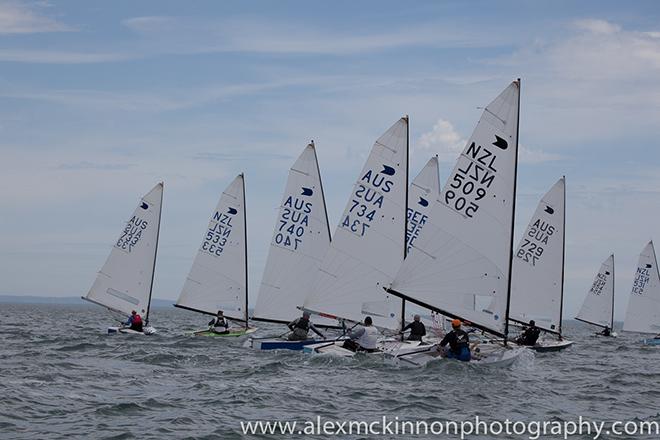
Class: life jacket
291,318,311,339
355,325,379,350
450,329,469,353
130,314,143,331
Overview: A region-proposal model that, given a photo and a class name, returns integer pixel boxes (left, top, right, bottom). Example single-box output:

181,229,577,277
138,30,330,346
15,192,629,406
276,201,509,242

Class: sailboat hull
391,343,525,367
527,339,574,352
642,338,660,346
251,338,324,351
193,327,257,337
107,326,157,335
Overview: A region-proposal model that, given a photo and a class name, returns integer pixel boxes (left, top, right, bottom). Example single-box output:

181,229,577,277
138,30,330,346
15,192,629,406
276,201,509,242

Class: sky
1,0,659,321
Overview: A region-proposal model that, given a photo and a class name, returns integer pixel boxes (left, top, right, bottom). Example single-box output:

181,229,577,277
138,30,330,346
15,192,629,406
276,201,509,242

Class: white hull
107,326,157,335
526,339,573,352
391,342,525,368
302,339,424,357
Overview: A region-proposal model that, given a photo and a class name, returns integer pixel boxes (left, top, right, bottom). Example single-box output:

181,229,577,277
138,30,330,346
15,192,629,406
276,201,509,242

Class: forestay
389,81,520,337
510,177,565,333
176,174,248,322
253,143,335,326
576,254,615,329
407,156,440,255
303,118,409,330
84,183,163,320
623,241,660,334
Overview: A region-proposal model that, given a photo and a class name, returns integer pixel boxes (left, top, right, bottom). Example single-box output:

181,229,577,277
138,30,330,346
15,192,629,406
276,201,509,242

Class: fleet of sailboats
81,79,659,361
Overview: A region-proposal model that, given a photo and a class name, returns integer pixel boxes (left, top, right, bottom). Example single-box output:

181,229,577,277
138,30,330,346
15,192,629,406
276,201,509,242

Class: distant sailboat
623,241,660,345
303,117,409,331
576,254,616,337
386,80,525,366
250,142,335,350
83,183,163,335
509,177,574,351
175,174,255,337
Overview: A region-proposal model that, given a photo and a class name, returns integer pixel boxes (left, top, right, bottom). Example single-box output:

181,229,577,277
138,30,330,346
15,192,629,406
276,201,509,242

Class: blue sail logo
227,207,238,215
381,165,395,176
418,197,429,207
140,202,149,210
544,206,554,215
301,187,313,196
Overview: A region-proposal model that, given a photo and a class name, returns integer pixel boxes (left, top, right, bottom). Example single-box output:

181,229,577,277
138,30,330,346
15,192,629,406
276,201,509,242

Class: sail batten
390,81,520,337
84,183,163,319
176,175,248,320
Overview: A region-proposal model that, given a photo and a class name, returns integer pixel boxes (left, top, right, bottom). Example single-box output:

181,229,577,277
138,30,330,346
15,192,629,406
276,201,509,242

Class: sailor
342,316,379,353
439,319,471,361
402,314,426,341
287,311,325,341
515,320,541,346
124,310,143,332
208,310,229,334
600,326,611,337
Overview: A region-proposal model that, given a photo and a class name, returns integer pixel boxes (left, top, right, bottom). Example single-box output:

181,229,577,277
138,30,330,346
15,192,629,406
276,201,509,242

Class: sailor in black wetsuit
402,314,426,341
515,320,541,346
439,319,471,362
287,312,325,341
600,326,611,337
208,310,229,334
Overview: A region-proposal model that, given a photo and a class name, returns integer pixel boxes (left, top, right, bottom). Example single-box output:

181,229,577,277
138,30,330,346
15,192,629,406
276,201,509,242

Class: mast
400,115,409,340
503,78,521,345
312,140,332,244
242,173,249,328
145,182,163,325
611,253,615,330
558,175,566,339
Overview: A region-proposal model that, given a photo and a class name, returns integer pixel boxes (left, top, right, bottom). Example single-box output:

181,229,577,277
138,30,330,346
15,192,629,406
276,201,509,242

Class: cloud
120,15,509,56
57,161,135,171
417,118,561,164
0,49,132,63
573,18,621,35
0,0,73,34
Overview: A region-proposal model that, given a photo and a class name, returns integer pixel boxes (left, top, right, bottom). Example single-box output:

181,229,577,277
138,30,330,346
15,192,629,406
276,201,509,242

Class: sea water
1,303,659,439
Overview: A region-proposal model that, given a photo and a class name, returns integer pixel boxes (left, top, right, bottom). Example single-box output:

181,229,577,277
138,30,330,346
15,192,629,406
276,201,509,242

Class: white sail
176,174,248,322
623,241,660,334
576,254,614,329
303,118,409,330
252,143,334,326
84,183,163,320
407,156,440,255
390,81,520,337
509,177,565,333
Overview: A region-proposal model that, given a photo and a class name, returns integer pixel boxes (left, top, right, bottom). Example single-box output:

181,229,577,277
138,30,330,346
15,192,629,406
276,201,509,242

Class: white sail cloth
303,118,409,330
85,183,163,319
623,241,660,334
390,81,520,337
253,143,335,326
510,177,565,333
176,174,248,322
576,254,615,329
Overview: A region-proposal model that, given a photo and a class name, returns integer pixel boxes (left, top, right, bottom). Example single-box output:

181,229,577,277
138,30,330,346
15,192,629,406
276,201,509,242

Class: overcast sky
1,0,659,320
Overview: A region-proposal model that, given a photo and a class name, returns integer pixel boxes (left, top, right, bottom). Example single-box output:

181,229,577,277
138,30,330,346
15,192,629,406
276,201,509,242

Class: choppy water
1,303,659,440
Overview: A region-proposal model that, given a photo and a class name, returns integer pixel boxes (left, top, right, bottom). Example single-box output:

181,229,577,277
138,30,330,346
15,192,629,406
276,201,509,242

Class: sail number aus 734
341,167,394,238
